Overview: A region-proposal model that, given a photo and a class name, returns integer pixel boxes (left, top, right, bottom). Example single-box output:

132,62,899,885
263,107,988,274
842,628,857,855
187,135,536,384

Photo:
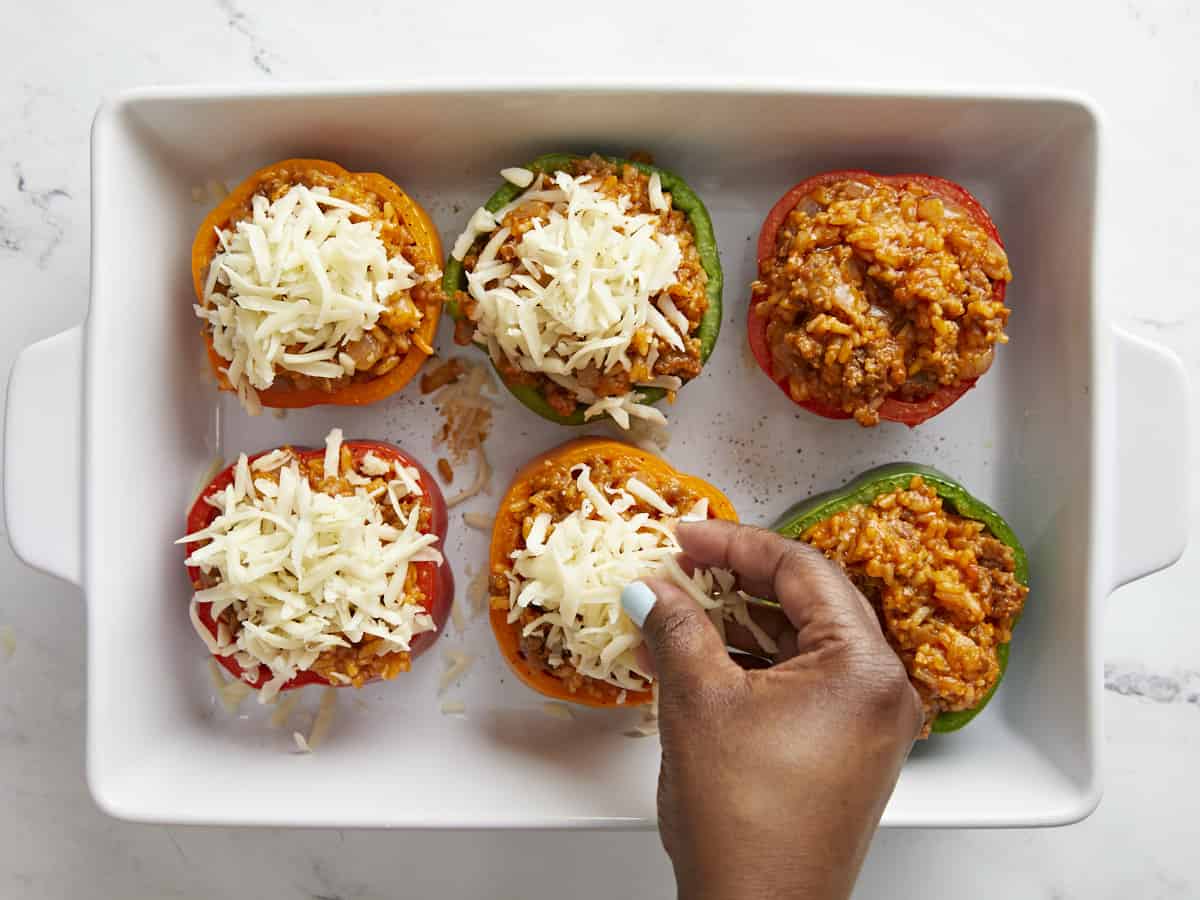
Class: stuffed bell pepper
774,464,1028,735
180,429,452,701
750,171,1013,426
445,153,722,428
192,158,445,415
489,439,772,707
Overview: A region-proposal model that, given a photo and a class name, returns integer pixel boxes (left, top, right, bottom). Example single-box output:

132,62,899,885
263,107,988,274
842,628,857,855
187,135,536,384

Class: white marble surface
1,0,1198,897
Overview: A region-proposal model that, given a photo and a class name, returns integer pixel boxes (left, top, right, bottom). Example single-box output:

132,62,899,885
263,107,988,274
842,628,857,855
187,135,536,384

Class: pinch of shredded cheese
195,184,422,415
179,428,442,702
505,464,771,692
440,700,466,715
453,170,687,429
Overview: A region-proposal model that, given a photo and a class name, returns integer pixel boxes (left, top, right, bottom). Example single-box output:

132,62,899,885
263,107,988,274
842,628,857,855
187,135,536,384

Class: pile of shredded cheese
196,184,425,415
453,168,688,429
504,464,775,692
179,429,442,701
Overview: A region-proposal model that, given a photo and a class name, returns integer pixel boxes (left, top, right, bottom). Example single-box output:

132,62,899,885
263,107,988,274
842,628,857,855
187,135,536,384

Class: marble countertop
2,0,1197,896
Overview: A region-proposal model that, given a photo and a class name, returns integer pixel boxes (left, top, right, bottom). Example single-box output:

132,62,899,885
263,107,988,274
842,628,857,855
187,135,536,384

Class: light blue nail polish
621,581,657,628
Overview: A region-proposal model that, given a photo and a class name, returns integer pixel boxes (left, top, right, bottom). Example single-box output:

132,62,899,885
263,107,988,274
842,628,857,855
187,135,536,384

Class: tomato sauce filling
752,177,1013,425
803,476,1028,735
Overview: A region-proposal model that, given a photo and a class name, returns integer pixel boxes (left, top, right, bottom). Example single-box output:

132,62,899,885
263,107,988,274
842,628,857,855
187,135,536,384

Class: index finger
675,519,879,641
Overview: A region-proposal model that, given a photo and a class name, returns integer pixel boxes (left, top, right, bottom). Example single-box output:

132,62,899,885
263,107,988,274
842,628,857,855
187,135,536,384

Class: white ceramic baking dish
3,84,1190,829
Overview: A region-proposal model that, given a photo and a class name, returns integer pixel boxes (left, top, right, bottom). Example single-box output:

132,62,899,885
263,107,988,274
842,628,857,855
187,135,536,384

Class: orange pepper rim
190,158,445,409
488,437,738,708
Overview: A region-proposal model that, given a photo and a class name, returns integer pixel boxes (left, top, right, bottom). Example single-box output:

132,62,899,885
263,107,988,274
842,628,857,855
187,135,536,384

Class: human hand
623,519,922,900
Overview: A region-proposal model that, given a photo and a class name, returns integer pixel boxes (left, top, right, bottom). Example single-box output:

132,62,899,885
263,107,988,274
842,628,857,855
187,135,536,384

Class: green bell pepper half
442,153,723,426
772,463,1029,734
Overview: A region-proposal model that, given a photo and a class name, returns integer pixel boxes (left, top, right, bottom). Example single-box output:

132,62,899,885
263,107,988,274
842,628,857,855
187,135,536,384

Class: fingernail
621,581,658,628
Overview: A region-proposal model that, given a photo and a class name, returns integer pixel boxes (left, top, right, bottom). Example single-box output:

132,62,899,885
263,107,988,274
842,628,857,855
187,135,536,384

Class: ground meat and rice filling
752,177,1013,425
456,156,710,418
803,477,1028,736
491,455,702,703
200,166,442,398
196,448,432,688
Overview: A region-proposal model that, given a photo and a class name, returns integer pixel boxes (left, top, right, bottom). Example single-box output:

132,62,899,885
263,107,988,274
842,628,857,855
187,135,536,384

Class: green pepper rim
442,152,723,426
772,463,1029,735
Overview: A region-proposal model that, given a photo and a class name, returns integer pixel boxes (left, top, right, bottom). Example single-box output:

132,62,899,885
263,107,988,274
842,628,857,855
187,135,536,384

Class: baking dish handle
4,325,83,585
1111,325,1190,589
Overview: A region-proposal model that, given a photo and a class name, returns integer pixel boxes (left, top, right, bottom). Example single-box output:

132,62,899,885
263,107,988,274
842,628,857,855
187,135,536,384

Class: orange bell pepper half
488,438,738,708
190,158,444,409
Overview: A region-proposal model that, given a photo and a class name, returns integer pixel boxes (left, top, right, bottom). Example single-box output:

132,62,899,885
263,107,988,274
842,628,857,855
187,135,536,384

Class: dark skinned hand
627,519,922,900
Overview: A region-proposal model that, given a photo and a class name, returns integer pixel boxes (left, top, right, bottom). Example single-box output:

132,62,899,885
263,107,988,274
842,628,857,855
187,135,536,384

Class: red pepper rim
184,440,451,691
749,170,1005,427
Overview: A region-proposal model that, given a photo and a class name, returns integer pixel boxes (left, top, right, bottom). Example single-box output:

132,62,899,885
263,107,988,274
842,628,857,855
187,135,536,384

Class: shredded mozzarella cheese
270,693,302,729
626,683,661,738
220,679,253,712
648,171,668,212
433,360,495,464
307,687,338,749
463,512,492,530
500,167,535,188
625,416,671,453
439,650,475,695
190,457,226,511
452,170,688,428
195,184,421,414
446,446,491,509
541,702,574,720
505,465,769,691
467,569,490,618
179,428,442,702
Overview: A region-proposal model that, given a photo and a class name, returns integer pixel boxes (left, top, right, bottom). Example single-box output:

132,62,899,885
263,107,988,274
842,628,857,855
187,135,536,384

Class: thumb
622,577,737,693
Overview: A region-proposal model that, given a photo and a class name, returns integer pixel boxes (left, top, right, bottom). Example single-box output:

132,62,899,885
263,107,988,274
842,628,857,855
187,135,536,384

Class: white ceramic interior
4,85,1189,828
